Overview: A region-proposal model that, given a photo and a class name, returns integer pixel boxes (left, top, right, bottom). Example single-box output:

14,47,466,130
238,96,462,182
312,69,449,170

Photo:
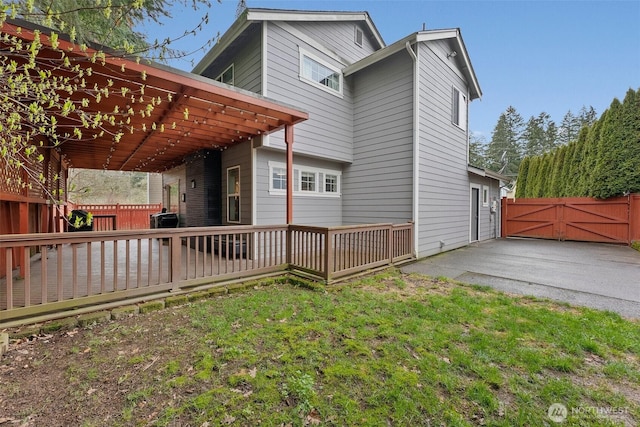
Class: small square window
482,186,489,207
301,172,316,192
325,174,338,193
272,167,286,190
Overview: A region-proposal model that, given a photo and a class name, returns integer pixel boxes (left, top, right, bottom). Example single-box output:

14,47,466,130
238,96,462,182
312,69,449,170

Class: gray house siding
221,142,253,225
416,41,472,257
200,24,262,93
287,21,380,64
184,150,222,227
254,148,342,226
263,22,354,163
343,50,414,225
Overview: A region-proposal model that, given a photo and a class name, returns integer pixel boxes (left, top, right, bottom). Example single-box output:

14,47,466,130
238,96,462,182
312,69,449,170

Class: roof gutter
405,40,420,259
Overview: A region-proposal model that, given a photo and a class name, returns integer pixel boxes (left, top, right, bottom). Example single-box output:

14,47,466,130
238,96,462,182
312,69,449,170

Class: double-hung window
299,48,342,96
452,86,467,130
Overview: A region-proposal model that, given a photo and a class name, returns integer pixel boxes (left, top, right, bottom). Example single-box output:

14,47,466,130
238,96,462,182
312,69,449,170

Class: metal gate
501,196,634,244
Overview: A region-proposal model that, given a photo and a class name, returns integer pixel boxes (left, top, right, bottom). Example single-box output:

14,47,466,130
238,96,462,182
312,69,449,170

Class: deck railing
1,223,413,323
289,223,414,282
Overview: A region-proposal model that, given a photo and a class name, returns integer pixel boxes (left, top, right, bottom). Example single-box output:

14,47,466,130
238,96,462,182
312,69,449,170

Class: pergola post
285,124,294,224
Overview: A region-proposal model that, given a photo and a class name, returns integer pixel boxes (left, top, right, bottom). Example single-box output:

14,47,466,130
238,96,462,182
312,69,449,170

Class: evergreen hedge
515,88,640,199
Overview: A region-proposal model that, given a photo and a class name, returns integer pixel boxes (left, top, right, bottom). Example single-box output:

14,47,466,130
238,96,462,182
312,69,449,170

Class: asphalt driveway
401,238,640,318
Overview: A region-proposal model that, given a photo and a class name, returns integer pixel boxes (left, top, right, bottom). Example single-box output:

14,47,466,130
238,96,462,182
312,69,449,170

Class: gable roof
344,29,482,100
193,8,385,75
1,19,308,173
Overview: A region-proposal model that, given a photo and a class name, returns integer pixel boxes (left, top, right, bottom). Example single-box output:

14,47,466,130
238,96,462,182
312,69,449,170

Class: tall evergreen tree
619,89,640,195
544,120,559,153
515,157,530,198
558,110,581,145
525,156,540,198
577,105,598,129
591,89,640,198
590,99,624,198
485,106,524,176
523,115,546,157
549,146,566,197
571,126,591,196
469,133,487,168
559,141,576,197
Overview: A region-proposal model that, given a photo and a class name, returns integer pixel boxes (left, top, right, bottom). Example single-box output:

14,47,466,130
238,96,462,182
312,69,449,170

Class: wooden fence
501,194,640,245
67,203,163,230
0,223,414,324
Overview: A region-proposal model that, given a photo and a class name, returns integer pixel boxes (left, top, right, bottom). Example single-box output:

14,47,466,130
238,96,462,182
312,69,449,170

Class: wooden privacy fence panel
68,203,163,230
501,196,639,244
1,223,414,323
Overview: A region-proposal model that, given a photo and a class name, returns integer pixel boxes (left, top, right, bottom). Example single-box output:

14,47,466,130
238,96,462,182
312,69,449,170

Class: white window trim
452,85,467,131
268,161,341,198
215,64,234,85
298,47,344,98
482,185,489,207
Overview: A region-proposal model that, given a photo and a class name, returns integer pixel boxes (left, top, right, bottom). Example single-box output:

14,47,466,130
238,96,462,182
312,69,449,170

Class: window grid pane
325,174,337,193
272,167,286,190
303,56,340,92
301,171,316,192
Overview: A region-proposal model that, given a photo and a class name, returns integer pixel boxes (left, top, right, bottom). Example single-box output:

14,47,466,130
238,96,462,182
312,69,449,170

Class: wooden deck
1,223,414,324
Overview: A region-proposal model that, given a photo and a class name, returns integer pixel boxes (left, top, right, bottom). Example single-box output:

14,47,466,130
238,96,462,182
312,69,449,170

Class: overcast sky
142,0,640,140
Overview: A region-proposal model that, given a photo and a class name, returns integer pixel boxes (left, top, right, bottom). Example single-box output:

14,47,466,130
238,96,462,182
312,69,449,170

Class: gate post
500,197,507,238
631,194,640,244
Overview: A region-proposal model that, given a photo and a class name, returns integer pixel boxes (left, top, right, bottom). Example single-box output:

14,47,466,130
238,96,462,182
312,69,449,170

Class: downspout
405,40,420,258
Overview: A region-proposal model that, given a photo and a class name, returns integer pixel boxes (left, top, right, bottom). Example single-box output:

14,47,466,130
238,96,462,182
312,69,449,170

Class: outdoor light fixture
447,51,457,59
191,179,196,188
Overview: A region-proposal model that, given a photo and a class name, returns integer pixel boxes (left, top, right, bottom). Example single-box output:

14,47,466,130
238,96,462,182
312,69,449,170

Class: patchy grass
1,270,638,426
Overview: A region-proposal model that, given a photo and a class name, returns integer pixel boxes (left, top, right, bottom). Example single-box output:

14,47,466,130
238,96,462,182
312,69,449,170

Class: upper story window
215,64,234,85
452,86,467,130
299,48,343,96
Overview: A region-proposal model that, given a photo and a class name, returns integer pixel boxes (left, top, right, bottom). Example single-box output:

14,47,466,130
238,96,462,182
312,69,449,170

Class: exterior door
471,187,479,241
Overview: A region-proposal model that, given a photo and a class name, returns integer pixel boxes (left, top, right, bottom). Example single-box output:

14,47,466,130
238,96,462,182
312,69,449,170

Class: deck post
285,125,294,265
285,125,294,225
170,234,181,290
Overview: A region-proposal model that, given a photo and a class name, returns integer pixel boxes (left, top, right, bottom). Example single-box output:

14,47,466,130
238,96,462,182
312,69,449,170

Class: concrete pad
402,238,640,318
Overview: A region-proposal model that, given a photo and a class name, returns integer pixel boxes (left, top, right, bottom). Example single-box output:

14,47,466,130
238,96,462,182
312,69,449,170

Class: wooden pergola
0,19,307,224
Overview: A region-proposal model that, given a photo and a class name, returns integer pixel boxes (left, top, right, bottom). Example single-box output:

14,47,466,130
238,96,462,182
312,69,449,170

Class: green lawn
4,269,639,426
